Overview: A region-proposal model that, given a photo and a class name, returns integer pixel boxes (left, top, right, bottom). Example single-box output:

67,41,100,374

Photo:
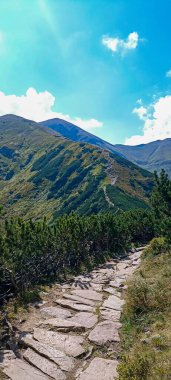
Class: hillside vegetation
0,209,155,305
41,118,171,177
0,114,152,219
119,170,171,379
119,241,171,380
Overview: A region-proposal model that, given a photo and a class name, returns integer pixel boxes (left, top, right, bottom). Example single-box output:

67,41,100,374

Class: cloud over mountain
126,95,171,145
0,88,103,131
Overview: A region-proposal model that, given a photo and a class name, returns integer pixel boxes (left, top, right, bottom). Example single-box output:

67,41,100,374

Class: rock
68,312,98,329
20,334,75,371
100,309,121,322
71,281,103,292
62,293,95,306
33,300,47,308
71,289,102,302
88,320,121,345
55,299,94,312
109,278,125,288
132,259,141,266
38,318,84,332
103,295,124,311
3,358,49,380
103,287,121,296
90,274,109,284
90,283,103,292
34,328,86,357
41,306,72,319
0,350,16,366
77,357,118,380
116,262,128,271
24,348,66,380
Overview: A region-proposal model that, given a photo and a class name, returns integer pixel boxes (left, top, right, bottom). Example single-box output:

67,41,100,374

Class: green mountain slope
40,118,171,177
0,115,153,220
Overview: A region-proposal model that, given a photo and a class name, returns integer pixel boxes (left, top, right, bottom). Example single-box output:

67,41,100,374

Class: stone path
0,248,144,380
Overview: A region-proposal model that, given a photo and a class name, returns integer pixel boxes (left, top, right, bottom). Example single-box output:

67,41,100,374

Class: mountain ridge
40,118,171,177
0,114,152,219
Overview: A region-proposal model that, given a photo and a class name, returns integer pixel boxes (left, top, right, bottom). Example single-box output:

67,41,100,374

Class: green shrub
144,237,168,257
124,275,149,317
119,350,152,380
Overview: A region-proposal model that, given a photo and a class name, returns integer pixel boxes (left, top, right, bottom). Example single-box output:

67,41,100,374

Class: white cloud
126,95,171,145
133,106,147,121
0,88,103,130
166,70,171,78
102,32,139,54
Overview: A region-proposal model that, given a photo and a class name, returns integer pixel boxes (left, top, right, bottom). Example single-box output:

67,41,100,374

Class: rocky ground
0,248,143,380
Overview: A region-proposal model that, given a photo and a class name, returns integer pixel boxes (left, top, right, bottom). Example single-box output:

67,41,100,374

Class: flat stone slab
77,357,118,380
109,278,125,288
41,306,72,319
71,289,102,302
72,282,103,292
132,259,141,266
3,358,49,380
116,262,129,271
34,328,85,358
24,348,66,380
103,287,121,296
100,309,121,322
88,320,121,345
20,334,75,371
38,318,84,332
55,299,94,312
103,295,125,311
68,312,98,329
62,293,95,306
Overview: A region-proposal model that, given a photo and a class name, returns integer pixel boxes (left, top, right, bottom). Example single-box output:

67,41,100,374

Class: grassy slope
0,115,153,220
119,242,171,380
41,118,171,178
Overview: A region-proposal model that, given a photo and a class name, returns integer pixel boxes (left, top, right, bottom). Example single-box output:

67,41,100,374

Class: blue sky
0,0,171,144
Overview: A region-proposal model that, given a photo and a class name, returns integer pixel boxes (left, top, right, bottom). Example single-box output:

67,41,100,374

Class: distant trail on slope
103,185,115,207
102,151,120,212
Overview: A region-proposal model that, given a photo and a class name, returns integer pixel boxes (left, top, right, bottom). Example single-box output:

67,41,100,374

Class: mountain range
0,114,153,220
41,118,171,178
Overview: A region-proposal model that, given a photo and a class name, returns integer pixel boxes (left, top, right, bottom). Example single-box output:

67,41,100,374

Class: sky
0,0,171,145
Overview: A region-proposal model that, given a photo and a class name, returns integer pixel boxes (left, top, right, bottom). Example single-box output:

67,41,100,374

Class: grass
0,115,153,220
118,238,171,380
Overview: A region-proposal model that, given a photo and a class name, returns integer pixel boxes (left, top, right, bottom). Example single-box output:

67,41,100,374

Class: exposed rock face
0,248,144,380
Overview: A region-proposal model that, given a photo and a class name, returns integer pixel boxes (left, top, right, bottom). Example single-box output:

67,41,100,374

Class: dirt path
0,248,143,380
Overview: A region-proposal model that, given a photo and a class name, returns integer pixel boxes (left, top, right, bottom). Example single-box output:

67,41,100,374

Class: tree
151,169,171,239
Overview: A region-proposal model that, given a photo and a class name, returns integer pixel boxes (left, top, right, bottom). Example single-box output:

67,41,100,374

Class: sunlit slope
0,115,153,219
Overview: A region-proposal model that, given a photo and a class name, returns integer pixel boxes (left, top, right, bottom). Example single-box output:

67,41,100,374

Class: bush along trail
0,246,144,380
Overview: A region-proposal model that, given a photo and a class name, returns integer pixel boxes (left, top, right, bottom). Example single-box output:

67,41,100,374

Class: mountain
40,118,171,177
0,114,153,220
113,139,171,177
